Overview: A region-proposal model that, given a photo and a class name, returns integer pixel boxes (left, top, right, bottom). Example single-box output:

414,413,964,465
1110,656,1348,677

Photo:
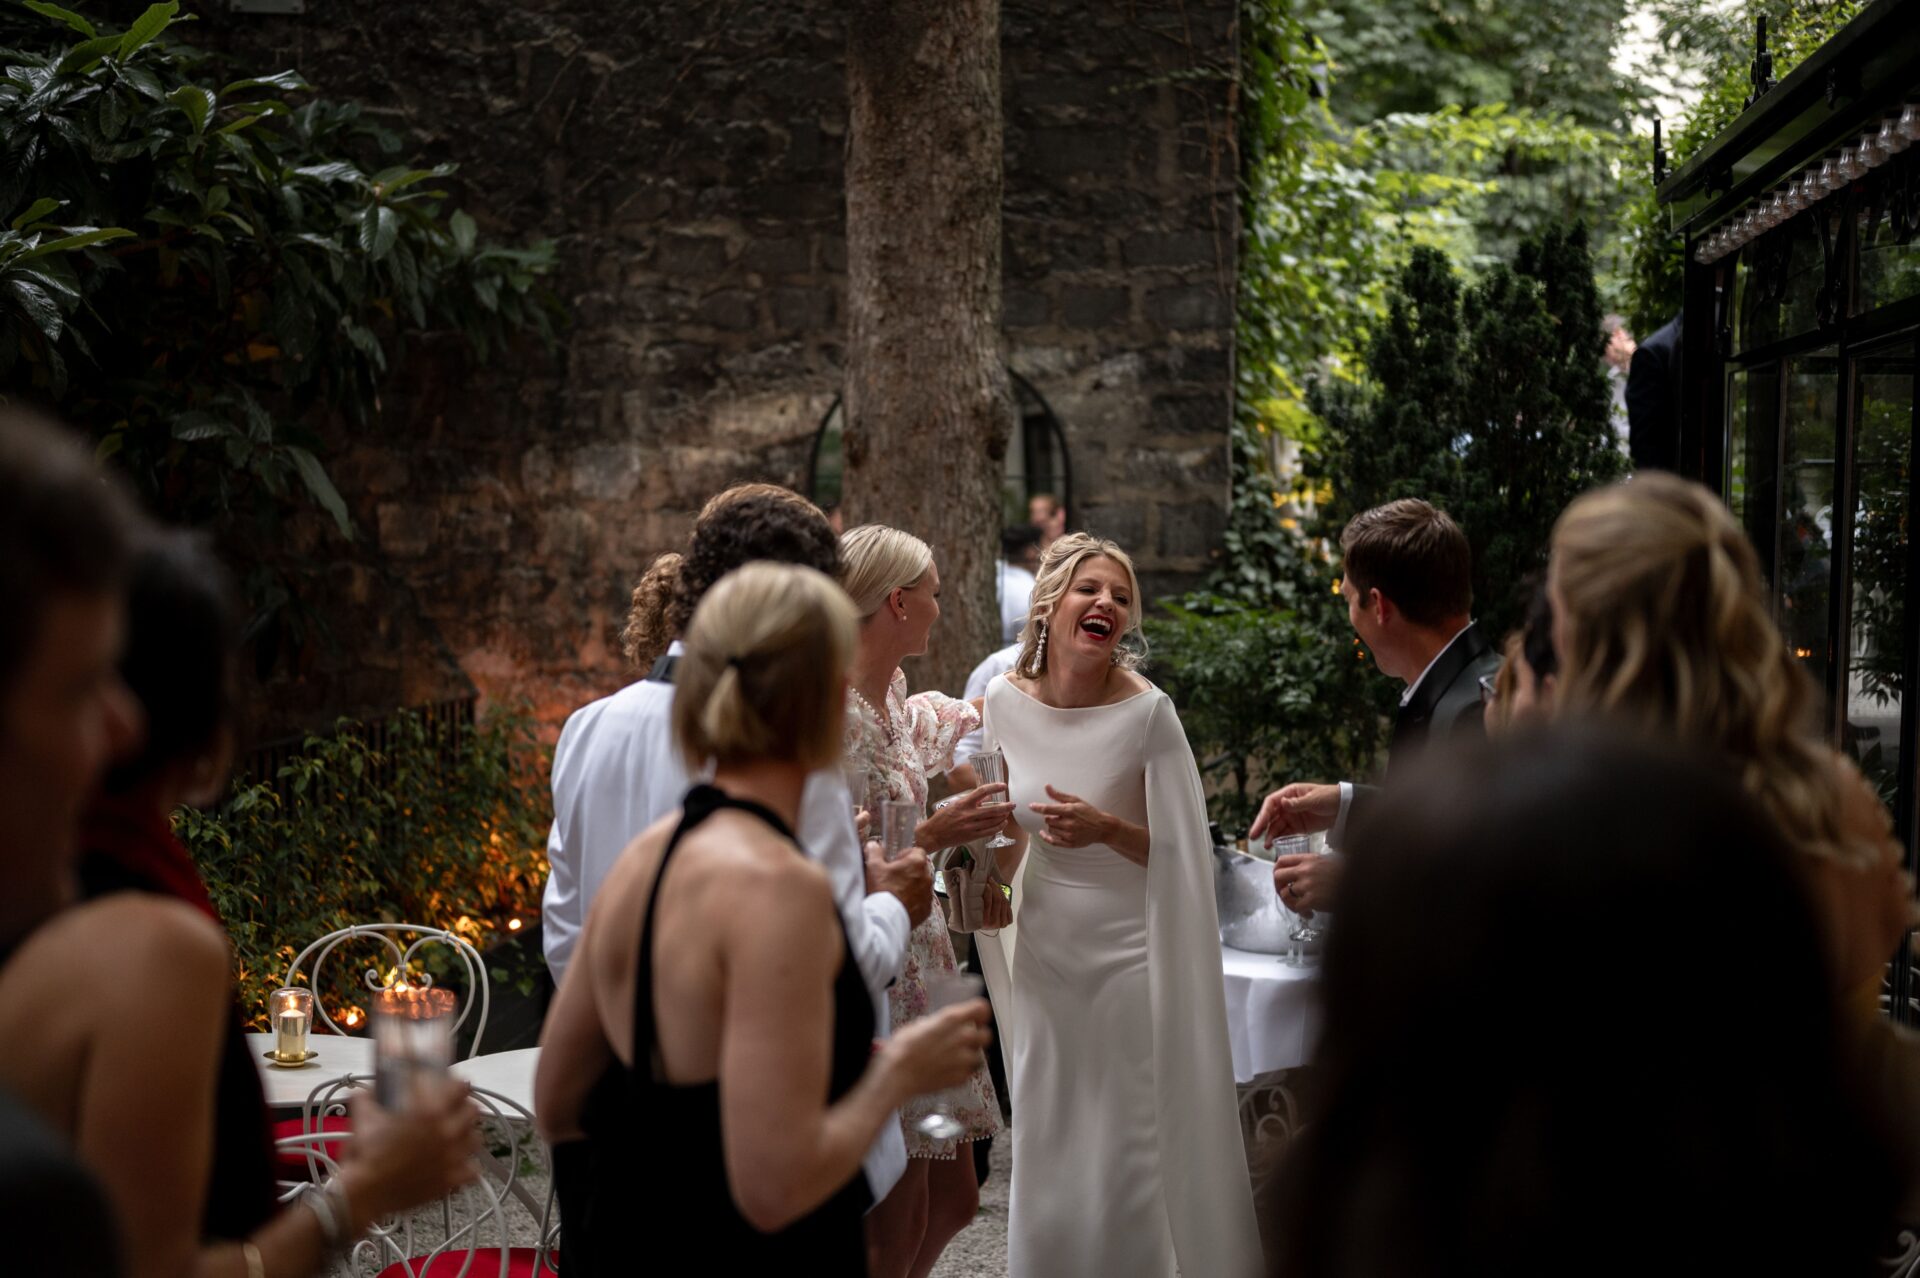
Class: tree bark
843,0,1014,698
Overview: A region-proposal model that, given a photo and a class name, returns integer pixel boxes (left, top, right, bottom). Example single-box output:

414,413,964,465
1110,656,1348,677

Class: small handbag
930,795,1000,934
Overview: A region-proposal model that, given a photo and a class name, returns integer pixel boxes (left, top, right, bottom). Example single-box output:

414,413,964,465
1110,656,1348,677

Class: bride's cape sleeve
1143,689,1264,1278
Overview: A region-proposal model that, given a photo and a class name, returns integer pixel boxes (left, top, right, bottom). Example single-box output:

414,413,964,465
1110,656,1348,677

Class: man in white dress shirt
540,484,932,1208
1248,499,1500,913
995,525,1041,646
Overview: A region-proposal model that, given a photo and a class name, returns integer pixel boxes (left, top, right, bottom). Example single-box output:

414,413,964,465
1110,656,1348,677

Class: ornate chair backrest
282,923,490,1058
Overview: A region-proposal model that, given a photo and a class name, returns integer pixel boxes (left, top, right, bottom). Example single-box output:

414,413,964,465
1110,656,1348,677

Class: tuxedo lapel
1385,623,1491,776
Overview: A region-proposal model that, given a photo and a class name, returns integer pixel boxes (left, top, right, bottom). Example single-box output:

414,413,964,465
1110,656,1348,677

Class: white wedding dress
976,676,1262,1278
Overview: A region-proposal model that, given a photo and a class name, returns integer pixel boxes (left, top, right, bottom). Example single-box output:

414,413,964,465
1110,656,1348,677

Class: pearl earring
1036,620,1048,667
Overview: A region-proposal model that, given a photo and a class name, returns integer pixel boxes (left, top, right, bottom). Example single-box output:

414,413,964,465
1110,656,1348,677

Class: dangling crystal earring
1036,620,1048,668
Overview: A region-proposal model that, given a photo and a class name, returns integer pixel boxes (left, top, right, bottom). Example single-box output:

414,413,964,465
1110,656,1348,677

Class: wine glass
879,799,919,862
967,750,1016,851
1272,833,1319,965
914,972,985,1141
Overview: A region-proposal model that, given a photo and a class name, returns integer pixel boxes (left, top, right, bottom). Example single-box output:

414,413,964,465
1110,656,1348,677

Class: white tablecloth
248,1034,542,1117
246,1032,374,1108
1219,944,1320,1083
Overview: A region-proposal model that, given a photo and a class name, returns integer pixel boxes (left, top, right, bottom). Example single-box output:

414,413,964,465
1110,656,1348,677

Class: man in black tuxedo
1249,498,1501,913
1626,312,1682,471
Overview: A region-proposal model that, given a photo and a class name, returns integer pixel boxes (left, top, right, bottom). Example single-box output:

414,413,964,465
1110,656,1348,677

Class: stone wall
193,0,1237,736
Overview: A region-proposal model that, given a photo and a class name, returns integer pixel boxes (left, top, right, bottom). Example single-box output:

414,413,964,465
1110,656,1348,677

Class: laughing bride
975,533,1261,1278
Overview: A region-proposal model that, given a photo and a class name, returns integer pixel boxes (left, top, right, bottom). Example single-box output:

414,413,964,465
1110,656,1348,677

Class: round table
246,1032,374,1108
451,1046,540,1116
1219,944,1320,1181
1219,943,1321,1084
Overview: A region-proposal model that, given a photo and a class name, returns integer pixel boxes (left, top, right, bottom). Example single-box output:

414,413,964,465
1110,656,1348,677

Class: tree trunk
843,0,1014,698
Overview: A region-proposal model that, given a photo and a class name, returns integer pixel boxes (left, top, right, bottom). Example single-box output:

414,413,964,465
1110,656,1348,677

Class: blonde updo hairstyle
673,563,858,773
1014,532,1147,679
1550,472,1854,862
838,524,935,617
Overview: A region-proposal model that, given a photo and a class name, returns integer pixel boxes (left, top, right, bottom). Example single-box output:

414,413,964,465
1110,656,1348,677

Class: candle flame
507,918,523,932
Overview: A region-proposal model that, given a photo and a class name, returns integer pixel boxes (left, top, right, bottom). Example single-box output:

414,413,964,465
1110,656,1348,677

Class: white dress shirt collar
1400,622,1474,707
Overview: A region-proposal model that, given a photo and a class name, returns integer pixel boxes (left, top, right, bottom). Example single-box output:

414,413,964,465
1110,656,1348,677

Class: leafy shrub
1147,592,1392,834
0,2,557,653
177,706,551,1029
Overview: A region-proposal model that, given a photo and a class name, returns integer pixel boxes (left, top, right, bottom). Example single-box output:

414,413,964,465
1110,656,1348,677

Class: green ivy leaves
0,0,559,661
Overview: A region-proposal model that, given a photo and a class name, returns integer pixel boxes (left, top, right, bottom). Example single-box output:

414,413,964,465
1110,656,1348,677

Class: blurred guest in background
1029,492,1066,554
1268,729,1902,1278
1486,576,1557,733
1601,313,1634,456
0,408,142,1278
2,507,480,1278
997,524,1042,645
1550,474,1913,1003
1626,311,1681,471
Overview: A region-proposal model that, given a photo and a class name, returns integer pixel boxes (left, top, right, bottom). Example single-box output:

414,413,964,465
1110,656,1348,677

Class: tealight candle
277,1008,309,1060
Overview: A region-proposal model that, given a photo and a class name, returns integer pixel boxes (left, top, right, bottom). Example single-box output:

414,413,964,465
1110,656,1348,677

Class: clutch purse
931,795,1000,934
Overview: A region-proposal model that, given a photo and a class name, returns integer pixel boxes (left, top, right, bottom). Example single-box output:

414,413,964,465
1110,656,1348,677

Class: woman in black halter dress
535,563,991,1276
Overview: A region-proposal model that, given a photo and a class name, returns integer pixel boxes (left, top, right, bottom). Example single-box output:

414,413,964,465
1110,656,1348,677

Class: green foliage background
0,1,557,659
178,709,552,1029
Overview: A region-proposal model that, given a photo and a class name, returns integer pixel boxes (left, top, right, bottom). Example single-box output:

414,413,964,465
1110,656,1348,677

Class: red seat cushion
271,1114,351,1178
374,1248,553,1278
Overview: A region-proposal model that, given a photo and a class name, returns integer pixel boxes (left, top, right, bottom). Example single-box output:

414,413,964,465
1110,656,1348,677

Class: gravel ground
929,1136,1013,1278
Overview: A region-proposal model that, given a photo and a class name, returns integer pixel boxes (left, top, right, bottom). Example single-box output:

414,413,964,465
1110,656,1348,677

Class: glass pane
1735,217,1823,353
1727,364,1780,588
1780,354,1839,692
1858,199,1920,316
1847,340,1914,810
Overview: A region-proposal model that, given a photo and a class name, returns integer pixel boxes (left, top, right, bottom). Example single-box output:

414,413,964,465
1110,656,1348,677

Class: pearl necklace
850,686,896,746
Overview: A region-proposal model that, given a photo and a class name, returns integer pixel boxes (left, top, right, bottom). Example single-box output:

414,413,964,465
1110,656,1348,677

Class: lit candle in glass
269,987,314,1062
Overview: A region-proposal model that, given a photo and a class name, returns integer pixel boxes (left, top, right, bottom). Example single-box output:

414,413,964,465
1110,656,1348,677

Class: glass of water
1272,834,1319,965
967,750,1016,851
914,972,985,1142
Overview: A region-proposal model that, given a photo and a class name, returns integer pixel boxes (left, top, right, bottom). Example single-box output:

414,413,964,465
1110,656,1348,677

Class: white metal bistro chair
277,1072,559,1277
273,923,493,1188
283,922,492,1056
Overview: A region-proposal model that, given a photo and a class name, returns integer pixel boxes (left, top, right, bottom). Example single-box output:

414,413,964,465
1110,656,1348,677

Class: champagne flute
967,750,1017,851
914,972,985,1142
879,799,919,862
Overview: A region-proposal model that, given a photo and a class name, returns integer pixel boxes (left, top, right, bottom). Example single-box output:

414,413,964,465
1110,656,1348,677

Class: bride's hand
918,783,1014,850
1029,785,1113,848
980,877,1013,931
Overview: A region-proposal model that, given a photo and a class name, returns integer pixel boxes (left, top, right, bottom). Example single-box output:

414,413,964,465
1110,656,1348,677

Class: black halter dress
551,784,874,1274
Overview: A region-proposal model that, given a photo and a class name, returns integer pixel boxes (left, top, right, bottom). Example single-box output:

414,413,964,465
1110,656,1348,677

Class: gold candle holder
267,987,315,1064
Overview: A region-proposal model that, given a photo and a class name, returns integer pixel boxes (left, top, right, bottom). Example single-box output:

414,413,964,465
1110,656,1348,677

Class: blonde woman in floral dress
841,525,1016,1278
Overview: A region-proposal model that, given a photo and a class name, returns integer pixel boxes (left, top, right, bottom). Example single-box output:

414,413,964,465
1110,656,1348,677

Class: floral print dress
846,669,1003,1159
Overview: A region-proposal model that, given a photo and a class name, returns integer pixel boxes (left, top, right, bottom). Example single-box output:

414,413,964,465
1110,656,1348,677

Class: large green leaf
167,83,214,134
21,1,96,37
288,446,352,536
449,209,476,255
357,204,398,260
57,34,125,74
2,275,64,341
9,197,63,230
19,226,135,259
220,70,310,97
118,2,181,62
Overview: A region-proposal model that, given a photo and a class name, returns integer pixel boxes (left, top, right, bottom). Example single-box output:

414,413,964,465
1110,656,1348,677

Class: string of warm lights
1693,103,1920,264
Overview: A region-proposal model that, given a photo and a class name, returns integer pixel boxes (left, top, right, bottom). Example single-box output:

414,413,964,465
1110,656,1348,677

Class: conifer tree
1314,226,1626,638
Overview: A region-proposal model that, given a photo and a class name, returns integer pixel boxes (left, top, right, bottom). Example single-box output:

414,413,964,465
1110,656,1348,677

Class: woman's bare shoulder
11,894,226,980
